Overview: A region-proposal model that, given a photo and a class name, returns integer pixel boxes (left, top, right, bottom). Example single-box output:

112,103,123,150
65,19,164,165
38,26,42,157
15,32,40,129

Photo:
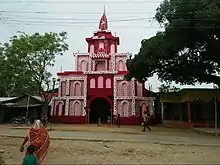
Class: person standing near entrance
142,111,151,132
97,117,101,126
106,116,111,127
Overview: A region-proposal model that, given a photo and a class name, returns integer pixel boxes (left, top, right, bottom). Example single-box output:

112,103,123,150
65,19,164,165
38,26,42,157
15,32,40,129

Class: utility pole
214,97,218,136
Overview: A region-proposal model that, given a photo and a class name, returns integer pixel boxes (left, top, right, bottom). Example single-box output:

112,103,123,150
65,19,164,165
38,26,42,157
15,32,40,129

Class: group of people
97,114,121,127
20,119,50,165
97,112,152,132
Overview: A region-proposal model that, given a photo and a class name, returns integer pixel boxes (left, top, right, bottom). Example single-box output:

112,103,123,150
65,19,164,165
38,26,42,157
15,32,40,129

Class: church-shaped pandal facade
50,11,155,125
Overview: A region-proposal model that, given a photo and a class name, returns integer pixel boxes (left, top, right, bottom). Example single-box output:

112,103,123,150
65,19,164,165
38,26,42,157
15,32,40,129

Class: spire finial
98,5,108,30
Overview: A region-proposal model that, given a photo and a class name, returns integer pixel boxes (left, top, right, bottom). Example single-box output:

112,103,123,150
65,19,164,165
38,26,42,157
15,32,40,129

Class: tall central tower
85,10,120,71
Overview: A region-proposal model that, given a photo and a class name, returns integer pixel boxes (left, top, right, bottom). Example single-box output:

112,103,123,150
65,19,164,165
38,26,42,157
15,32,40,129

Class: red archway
86,96,113,110
86,96,113,124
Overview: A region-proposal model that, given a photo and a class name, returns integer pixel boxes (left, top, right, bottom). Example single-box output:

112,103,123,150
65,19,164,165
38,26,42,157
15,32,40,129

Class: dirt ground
1,137,220,164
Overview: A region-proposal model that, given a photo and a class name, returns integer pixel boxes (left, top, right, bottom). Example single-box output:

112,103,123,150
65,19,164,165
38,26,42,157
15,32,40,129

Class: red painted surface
117,71,128,75
50,116,86,124
57,71,83,76
113,116,141,125
87,75,113,96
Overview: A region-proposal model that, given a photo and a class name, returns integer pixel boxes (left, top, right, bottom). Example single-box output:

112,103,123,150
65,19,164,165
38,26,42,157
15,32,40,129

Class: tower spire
98,6,108,30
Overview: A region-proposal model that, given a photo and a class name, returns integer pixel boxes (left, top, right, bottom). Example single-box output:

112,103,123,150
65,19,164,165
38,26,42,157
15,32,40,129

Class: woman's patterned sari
26,120,50,165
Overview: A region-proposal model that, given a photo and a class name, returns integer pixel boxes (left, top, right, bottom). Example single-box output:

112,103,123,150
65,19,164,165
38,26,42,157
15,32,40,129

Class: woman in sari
20,120,50,165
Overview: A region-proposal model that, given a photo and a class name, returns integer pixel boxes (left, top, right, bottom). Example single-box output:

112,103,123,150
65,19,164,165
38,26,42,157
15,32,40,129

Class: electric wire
0,1,161,4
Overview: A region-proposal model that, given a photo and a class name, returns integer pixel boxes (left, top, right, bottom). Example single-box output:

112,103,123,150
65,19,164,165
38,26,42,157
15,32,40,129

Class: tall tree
158,83,180,93
0,32,68,96
125,0,220,86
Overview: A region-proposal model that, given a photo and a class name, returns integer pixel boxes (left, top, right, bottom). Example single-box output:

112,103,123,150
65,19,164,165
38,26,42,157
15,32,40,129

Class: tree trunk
41,101,49,120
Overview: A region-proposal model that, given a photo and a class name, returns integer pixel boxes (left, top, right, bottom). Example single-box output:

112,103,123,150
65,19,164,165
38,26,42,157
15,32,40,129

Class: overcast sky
0,0,214,91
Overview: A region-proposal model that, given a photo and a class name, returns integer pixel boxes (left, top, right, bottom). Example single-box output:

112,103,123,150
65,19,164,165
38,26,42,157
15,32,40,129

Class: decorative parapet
90,52,110,59
114,52,132,56
115,96,133,100
73,53,90,56
59,77,87,81
135,96,155,101
54,96,85,100
83,71,118,74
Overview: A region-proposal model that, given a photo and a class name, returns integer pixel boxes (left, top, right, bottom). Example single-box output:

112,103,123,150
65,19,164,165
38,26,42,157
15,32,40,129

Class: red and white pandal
50,9,155,125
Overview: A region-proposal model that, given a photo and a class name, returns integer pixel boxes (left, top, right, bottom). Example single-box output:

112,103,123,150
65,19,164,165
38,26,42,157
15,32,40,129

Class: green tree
0,32,68,96
158,82,180,93
125,0,220,86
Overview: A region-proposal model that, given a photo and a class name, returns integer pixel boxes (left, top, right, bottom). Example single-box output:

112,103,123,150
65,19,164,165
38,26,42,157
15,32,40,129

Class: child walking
22,145,39,165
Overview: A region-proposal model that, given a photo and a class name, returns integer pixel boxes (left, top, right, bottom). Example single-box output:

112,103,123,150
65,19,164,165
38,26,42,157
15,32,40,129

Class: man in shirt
142,111,151,132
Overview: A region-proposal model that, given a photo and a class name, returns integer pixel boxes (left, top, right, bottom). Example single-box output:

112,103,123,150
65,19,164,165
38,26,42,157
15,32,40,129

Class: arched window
90,78,95,88
58,103,63,116
121,82,128,96
61,81,66,96
106,78,111,88
69,101,75,116
74,101,81,116
74,82,81,96
95,61,105,71
80,60,87,71
98,76,104,88
121,101,129,117
118,60,124,71
137,84,143,96
110,44,115,53
90,44,94,53
141,103,149,116
99,42,104,49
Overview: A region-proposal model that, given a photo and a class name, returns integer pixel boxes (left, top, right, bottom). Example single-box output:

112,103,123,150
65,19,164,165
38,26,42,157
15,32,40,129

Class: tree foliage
158,82,180,93
125,0,220,86
0,32,68,97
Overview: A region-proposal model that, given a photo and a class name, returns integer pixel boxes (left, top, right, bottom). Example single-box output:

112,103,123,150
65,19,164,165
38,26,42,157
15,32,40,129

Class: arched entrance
89,97,112,124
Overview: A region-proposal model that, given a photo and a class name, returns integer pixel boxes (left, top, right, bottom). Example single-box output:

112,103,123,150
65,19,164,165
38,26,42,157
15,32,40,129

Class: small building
0,94,43,124
160,88,220,128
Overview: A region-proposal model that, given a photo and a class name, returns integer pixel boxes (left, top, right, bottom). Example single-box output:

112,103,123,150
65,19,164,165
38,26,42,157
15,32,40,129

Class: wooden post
187,101,192,127
179,104,183,121
161,102,164,123
88,109,90,124
214,97,218,136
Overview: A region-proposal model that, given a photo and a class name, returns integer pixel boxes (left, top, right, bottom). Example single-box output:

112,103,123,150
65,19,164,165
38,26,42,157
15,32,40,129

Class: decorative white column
131,79,136,116
50,97,55,116
82,107,86,116
88,57,92,71
149,99,155,115
66,79,70,95
161,102,164,123
64,99,69,116
113,77,117,114
112,54,116,71
131,99,136,116
58,82,61,97
83,78,87,107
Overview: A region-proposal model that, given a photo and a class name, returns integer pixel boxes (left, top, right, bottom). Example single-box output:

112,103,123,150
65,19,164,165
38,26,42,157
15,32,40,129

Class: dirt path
1,137,220,164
